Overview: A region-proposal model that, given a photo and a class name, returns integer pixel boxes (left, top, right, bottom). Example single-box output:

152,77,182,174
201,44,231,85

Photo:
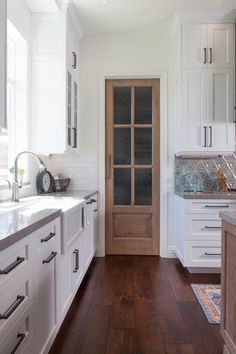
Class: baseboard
188,267,221,274
165,246,178,259
95,245,104,257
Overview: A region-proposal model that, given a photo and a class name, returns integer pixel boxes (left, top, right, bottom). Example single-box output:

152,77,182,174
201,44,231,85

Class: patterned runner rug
191,284,221,324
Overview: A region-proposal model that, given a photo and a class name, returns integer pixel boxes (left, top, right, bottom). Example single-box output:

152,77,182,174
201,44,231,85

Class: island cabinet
221,219,236,354
31,5,81,154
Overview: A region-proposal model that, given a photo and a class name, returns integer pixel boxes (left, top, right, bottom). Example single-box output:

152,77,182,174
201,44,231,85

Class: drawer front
185,200,236,214
186,214,221,241
63,206,83,252
0,237,31,288
0,304,34,354
0,267,33,333
34,218,60,255
185,241,221,267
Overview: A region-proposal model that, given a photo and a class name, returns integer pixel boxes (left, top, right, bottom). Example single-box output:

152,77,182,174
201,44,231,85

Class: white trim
97,69,169,258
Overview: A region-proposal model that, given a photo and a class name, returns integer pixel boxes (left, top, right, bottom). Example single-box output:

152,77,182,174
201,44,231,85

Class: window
0,20,28,181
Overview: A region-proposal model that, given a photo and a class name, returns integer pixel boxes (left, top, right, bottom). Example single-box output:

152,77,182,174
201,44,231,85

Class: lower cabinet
0,304,34,354
33,247,59,353
0,194,98,353
174,196,236,270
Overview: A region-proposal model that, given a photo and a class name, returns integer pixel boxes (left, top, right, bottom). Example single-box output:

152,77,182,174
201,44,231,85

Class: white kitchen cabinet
176,17,235,155
0,0,6,131
32,7,80,154
174,196,236,271
33,218,60,354
182,23,234,69
180,67,234,153
0,304,34,354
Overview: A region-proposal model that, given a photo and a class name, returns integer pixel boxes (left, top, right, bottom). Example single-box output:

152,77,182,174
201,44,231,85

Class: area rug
191,284,221,324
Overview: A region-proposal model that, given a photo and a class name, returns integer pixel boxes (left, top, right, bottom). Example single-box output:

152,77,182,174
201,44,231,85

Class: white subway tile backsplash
42,153,97,190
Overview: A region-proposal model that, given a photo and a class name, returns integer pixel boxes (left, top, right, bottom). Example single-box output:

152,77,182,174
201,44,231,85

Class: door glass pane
135,169,152,205
114,128,131,165
114,169,131,205
135,128,152,165
135,87,152,124
114,87,131,124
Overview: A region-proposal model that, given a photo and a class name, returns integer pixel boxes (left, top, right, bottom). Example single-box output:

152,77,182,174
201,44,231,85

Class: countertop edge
175,191,236,200
220,211,236,227
0,209,61,252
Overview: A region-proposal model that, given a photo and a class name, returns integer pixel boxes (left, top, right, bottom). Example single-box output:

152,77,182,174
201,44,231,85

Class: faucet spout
12,151,46,202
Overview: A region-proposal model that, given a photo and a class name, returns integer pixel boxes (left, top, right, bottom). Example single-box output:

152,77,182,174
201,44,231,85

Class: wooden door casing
105,79,160,255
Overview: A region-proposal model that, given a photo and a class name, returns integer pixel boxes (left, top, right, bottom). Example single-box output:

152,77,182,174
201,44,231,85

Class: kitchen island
220,211,236,354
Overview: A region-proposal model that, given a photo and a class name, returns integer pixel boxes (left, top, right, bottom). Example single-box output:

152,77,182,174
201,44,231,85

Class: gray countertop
43,190,98,200
175,191,236,200
0,190,97,252
0,208,61,252
220,211,236,227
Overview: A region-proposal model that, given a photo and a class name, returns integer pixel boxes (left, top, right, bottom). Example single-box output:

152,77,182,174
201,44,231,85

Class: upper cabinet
176,16,235,155
182,23,234,69
0,0,6,131
31,6,81,154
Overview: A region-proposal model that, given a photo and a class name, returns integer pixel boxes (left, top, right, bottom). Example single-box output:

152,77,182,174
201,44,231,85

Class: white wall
77,17,177,256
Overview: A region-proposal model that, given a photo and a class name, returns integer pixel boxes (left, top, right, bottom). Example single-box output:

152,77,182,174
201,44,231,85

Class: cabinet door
58,252,73,321
34,249,58,353
208,24,234,68
181,69,208,152
71,236,83,292
207,68,234,152
182,24,208,68
0,0,6,130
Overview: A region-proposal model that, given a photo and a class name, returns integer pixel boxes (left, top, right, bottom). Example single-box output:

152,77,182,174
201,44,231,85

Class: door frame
97,69,168,257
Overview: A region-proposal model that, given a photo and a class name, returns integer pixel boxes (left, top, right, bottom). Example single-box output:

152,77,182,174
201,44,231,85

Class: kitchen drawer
33,217,60,255
185,241,221,267
0,266,33,334
0,304,34,354
0,237,31,288
185,199,236,214
186,214,221,241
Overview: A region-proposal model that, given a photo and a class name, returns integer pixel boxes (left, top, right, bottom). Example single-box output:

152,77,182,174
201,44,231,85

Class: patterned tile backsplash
175,153,236,193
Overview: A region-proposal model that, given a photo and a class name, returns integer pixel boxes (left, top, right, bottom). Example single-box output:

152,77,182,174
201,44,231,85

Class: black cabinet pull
205,226,221,229
94,209,98,212
203,48,207,64
73,249,79,273
204,126,207,147
86,200,93,205
72,51,77,69
90,198,97,203
10,333,26,354
0,257,25,275
43,252,57,264
205,205,229,208
72,127,77,148
209,48,213,64
209,126,212,147
0,295,25,320
41,232,55,243
204,252,221,256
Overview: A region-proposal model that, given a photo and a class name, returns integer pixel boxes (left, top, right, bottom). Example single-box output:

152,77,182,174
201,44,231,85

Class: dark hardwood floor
49,256,223,354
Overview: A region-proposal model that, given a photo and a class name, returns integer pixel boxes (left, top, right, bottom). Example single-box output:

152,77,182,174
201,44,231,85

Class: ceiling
72,0,236,35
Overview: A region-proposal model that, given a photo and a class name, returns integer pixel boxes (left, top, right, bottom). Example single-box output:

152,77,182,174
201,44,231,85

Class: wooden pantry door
105,79,160,255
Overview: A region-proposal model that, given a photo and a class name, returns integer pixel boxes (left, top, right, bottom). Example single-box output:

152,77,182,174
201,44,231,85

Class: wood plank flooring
49,256,223,354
